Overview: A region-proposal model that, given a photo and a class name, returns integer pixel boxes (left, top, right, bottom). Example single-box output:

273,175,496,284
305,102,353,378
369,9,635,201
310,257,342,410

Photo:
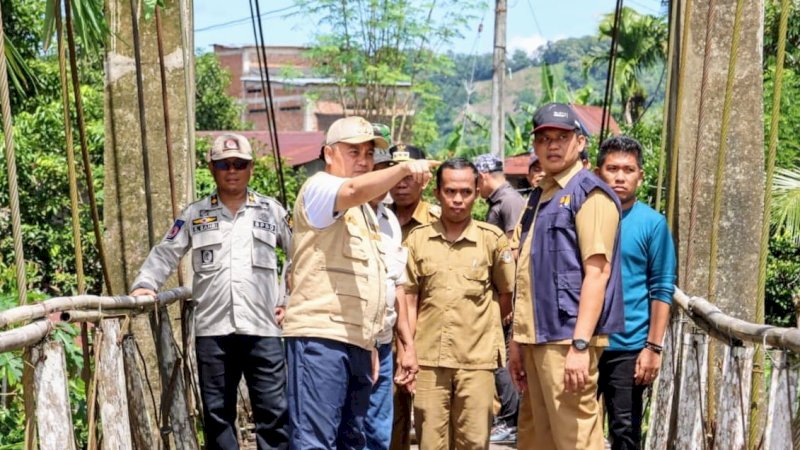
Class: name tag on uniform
192,216,219,233
253,220,276,232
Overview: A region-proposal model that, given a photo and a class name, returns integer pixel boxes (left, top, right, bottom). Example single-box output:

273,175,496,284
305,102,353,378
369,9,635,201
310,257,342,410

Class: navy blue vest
519,168,625,343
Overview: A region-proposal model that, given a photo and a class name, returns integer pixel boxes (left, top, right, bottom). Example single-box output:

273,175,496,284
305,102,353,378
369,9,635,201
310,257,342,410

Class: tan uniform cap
208,133,254,161
326,116,389,149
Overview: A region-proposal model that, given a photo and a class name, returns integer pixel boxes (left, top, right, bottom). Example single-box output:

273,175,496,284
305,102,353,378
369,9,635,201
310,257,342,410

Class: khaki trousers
413,366,493,450
516,344,605,450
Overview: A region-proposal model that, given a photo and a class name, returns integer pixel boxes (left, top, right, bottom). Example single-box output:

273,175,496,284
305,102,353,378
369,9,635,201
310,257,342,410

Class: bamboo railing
647,288,799,450
0,287,194,450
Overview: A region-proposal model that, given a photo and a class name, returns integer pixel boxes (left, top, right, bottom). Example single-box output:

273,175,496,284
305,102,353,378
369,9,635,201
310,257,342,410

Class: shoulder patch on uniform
164,219,185,241
500,249,513,264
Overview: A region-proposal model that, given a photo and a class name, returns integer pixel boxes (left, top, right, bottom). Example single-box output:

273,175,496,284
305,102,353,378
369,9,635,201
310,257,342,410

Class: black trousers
493,324,519,427
196,335,288,450
598,350,646,450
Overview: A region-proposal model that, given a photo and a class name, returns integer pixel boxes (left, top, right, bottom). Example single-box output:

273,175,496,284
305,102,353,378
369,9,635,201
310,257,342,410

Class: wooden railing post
765,350,796,450
29,340,77,450
675,332,708,450
97,319,133,450
715,345,754,449
122,334,157,450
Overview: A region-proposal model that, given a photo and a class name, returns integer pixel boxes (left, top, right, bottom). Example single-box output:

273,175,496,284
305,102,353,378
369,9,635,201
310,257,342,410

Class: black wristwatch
571,338,589,351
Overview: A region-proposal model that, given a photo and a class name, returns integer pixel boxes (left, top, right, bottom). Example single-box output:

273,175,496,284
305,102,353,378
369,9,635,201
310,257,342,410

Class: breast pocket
192,230,223,273
547,211,576,252
462,265,490,299
252,228,277,270
342,220,370,262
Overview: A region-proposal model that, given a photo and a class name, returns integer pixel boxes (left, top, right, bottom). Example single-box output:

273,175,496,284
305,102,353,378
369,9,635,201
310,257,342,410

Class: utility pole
490,0,506,159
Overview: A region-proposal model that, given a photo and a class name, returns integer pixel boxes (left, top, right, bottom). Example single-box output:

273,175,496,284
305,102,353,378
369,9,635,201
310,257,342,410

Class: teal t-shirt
609,201,676,351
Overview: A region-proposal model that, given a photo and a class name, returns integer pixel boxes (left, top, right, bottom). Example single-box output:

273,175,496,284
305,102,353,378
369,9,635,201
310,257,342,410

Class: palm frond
772,167,800,243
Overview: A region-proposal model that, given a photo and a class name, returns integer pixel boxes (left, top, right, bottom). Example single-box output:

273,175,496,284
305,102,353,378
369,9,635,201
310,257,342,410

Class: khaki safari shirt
405,220,516,370
394,199,441,240
512,160,618,346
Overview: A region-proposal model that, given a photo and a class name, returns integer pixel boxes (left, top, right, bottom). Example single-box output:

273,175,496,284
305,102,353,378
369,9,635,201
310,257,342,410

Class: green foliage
765,235,800,326
763,0,800,72
294,0,481,143
764,66,800,169
195,52,249,131
583,7,667,125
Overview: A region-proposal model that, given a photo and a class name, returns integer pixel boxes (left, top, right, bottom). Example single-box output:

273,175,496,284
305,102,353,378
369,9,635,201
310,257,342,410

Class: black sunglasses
212,159,251,171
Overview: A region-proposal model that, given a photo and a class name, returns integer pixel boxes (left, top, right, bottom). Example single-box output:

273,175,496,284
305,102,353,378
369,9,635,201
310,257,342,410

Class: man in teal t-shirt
595,136,676,450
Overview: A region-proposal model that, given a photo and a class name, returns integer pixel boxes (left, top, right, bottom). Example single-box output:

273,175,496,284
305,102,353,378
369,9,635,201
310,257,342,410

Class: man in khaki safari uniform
508,103,625,450
385,143,440,450
404,158,516,449
282,116,439,450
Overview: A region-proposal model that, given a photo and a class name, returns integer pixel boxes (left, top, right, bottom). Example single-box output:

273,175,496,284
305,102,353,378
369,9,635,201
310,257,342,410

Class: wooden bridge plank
30,340,77,450
765,350,796,450
715,345,754,450
97,319,133,450
674,332,708,450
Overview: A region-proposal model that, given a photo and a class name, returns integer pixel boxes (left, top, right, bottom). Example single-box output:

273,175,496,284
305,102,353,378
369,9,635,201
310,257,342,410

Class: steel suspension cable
0,4,27,305
63,0,112,294
751,1,791,448
128,0,157,248
249,0,287,207
682,0,719,291
705,0,746,428
55,7,93,445
154,6,184,288
55,1,85,295
667,0,693,232
656,0,681,214
600,0,623,144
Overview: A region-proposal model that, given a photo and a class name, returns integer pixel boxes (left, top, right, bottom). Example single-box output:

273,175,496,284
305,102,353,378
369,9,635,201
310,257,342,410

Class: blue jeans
196,335,288,450
286,337,373,450
365,343,394,450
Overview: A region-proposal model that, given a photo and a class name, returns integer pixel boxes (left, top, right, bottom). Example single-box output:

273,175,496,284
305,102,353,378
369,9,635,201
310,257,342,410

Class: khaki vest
283,178,387,350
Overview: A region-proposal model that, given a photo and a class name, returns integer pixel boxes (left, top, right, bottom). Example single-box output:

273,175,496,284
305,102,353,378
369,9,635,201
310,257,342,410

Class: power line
195,4,298,33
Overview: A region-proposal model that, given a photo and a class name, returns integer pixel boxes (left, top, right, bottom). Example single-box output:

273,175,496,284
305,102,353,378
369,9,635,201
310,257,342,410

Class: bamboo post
0,321,52,353
646,311,684,450
675,332,708,450
30,340,77,450
96,319,133,450
122,335,156,450
715,345,754,449
152,307,198,450
765,350,795,450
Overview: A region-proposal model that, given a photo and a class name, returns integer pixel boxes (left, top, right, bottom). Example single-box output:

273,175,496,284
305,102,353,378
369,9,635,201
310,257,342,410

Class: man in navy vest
508,103,625,450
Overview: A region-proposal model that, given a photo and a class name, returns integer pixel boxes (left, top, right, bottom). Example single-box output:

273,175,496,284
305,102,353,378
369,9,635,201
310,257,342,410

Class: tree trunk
103,0,195,444
670,0,765,444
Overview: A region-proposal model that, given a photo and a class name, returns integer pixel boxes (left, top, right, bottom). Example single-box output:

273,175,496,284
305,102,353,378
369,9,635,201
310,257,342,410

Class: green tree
584,7,667,125
195,52,248,130
293,0,480,143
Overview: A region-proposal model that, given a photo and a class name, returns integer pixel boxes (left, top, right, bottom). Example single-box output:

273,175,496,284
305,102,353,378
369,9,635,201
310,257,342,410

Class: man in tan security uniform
385,143,440,450
282,116,439,450
404,158,516,449
131,133,292,450
507,103,625,450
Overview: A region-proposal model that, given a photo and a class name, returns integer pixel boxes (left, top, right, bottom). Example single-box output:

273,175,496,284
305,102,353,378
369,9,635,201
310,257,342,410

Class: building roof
572,104,621,137
504,153,531,176
198,130,325,167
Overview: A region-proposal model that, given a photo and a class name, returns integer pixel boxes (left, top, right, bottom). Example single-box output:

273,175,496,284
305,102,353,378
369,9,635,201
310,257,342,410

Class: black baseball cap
532,103,583,134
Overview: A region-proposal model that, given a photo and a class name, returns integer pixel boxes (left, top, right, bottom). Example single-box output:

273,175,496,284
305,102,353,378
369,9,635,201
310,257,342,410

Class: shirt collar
488,182,512,204
540,160,584,191
428,218,479,243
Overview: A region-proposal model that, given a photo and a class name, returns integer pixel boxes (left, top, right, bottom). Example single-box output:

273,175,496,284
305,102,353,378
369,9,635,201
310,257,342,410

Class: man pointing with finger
282,116,439,450
508,103,625,450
